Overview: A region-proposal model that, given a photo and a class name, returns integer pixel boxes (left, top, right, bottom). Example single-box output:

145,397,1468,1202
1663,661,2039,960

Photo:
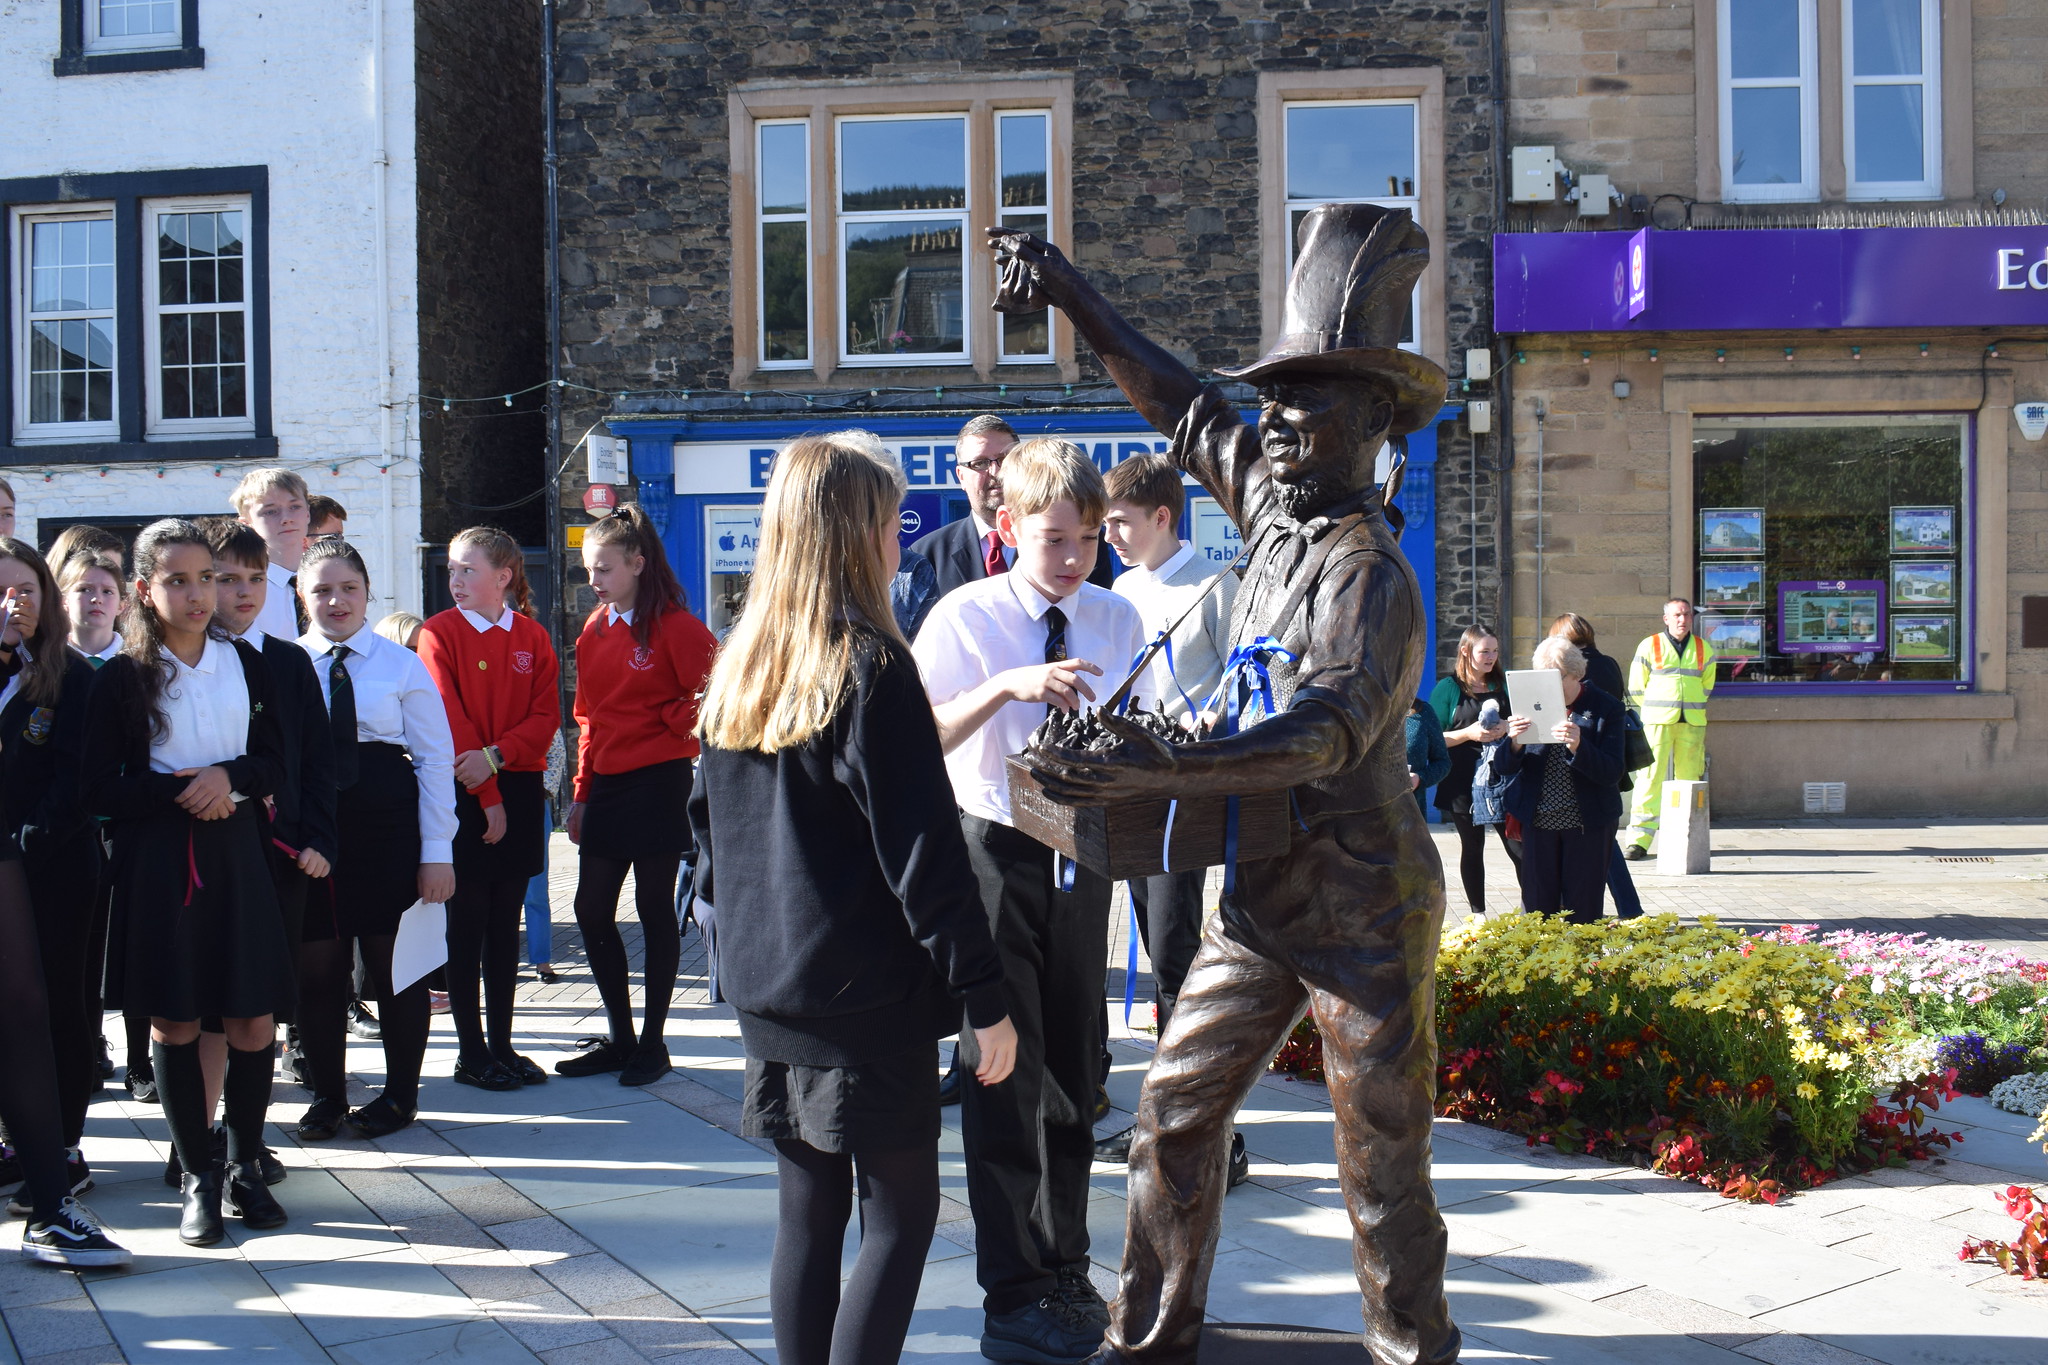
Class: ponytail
583,504,685,648
450,525,534,619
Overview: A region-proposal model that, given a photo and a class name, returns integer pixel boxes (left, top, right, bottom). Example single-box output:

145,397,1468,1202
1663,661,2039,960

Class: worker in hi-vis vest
1623,597,1715,859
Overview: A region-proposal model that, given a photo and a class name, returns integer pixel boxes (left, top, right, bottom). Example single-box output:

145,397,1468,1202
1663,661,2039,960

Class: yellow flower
1796,1083,1820,1100
1826,1051,1854,1072
1791,1040,1829,1066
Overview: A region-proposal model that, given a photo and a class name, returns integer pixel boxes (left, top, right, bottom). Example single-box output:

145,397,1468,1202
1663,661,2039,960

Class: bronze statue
994,204,1460,1365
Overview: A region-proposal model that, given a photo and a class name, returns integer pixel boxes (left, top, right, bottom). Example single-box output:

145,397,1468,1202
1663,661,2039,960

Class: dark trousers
1129,868,1205,1036
1518,823,1609,922
1606,838,1644,918
954,814,1111,1316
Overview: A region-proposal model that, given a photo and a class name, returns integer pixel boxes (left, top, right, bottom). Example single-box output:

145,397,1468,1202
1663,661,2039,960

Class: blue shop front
602,407,1453,690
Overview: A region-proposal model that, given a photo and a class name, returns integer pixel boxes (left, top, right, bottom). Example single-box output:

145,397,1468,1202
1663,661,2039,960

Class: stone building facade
552,0,1505,666
0,0,543,611
1495,0,2048,815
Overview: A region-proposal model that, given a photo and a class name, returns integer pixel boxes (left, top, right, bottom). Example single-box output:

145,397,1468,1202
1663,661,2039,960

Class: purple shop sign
1494,226,2048,332
1778,580,1886,656
1626,228,1649,319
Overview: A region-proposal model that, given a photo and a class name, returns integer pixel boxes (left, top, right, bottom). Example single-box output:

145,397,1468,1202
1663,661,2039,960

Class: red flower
1569,1044,1594,1067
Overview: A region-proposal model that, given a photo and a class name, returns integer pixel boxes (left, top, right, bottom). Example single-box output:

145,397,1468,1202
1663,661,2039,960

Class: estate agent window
5,169,266,451
735,79,1071,380
1692,415,1968,690
1716,0,1946,203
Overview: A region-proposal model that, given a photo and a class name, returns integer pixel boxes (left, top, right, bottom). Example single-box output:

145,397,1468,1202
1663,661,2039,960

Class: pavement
4,819,2047,1365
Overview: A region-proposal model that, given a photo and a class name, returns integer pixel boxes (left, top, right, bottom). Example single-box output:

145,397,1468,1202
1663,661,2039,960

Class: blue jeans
1607,839,1644,919
523,800,555,964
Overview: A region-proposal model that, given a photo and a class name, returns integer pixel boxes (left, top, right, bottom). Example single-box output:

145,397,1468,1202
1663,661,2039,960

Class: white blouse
300,624,459,864
149,637,252,782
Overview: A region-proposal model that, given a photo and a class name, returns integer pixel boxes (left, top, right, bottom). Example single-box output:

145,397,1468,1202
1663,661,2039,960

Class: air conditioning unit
1802,782,1846,815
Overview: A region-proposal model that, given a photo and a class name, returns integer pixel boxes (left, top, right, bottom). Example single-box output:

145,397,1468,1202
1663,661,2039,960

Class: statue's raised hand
987,227,1081,314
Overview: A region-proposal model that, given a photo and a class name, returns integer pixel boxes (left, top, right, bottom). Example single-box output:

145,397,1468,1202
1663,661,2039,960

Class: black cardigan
0,649,98,878
687,629,1005,1066
260,633,339,866
81,638,286,825
1498,680,1627,828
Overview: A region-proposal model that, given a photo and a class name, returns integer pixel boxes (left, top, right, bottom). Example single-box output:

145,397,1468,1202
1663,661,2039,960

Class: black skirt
317,742,423,941
741,1042,940,1154
454,768,546,883
579,758,694,863
103,801,295,1021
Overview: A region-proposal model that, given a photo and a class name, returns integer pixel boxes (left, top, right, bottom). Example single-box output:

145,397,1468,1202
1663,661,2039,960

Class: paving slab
441,1100,774,1210
86,1260,329,1362
260,1248,481,1346
1754,1266,2048,1365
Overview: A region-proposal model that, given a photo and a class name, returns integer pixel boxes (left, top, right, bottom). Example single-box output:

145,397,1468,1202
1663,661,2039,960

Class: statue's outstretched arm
987,228,1204,439
1024,703,1358,807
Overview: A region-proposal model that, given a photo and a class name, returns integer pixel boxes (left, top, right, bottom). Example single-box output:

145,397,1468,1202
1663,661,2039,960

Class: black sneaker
618,1040,672,1087
1228,1130,1250,1189
21,1198,130,1268
982,1294,1103,1365
1052,1263,1110,1331
554,1037,632,1078
1092,1125,1133,1165
938,1058,965,1107
96,1035,116,1082
347,1001,382,1040
125,1061,159,1104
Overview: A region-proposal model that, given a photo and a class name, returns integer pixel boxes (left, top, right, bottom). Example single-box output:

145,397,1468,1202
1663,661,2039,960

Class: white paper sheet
390,900,448,995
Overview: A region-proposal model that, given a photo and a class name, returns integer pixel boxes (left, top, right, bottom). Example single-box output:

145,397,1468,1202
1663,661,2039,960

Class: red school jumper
417,609,562,810
572,604,718,802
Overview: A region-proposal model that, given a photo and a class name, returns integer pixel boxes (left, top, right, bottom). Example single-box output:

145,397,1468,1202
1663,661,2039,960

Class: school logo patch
22,707,55,745
513,650,534,675
628,646,655,672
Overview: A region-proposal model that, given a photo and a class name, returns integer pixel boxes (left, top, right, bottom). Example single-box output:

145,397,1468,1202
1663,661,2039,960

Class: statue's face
1255,377,1394,518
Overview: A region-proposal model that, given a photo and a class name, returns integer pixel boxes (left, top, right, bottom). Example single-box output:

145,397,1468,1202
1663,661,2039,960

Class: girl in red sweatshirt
417,527,561,1091
562,505,716,1085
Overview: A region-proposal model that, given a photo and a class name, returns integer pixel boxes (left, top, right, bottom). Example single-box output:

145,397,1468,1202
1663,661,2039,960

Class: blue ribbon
1200,636,1295,894
1130,631,1200,718
1123,896,1141,1026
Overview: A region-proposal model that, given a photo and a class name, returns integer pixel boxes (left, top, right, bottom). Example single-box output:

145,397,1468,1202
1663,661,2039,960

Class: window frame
754,119,813,373
143,195,255,438
1279,98,1424,355
726,75,1076,387
833,112,974,370
0,167,271,463
84,0,182,53
56,0,203,76
1842,0,1942,201
10,206,121,445
994,109,1054,365
1718,0,1822,204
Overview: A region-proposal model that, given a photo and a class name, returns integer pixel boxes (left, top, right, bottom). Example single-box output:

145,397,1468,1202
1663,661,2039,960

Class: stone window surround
726,74,1077,389
1255,68,1449,370
1659,364,2012,708
1693,0,1972,204
55,0,204,77
0,166,275,467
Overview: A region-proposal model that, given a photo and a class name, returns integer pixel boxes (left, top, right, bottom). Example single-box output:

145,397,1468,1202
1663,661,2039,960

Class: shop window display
1693,416,1966,687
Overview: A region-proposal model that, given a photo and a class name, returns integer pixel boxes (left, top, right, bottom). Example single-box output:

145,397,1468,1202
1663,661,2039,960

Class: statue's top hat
1217,203,1448,436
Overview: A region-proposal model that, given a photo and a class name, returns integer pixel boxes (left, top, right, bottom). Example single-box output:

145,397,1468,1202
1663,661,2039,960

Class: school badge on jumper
22,707,55,745
628,646,655,671
513,650,534,674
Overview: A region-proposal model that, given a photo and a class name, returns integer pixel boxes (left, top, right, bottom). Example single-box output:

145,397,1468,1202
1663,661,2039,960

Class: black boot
224,1161,287,1229
152,1039,221,1207
179,1169,224,1246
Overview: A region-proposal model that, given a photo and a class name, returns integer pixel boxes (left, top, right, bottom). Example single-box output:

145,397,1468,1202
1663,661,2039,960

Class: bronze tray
1005,756,1290,881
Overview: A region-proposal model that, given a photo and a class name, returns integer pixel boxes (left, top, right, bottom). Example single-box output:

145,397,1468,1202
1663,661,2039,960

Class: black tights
296,933,430,1113
0,860,73,1221
573,853,681,1048
25,868,98,1150
771,1138,939,1365
447,878,526,1066
1450,810,1522,914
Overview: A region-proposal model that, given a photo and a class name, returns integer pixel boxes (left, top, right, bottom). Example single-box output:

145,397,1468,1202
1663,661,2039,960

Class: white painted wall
0,0,427,613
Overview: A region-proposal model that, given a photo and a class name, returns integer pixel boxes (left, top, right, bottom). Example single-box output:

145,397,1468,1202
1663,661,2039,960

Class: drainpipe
1533,399,1547,636
369,0,397,608
1487,0,1515,656
542,0,566,678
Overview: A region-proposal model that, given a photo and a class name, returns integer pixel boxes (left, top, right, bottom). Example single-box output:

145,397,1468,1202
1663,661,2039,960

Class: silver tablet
1505,668,1568,733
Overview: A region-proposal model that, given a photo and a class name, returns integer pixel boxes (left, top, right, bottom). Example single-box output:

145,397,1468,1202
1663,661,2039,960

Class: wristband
486,745,503,774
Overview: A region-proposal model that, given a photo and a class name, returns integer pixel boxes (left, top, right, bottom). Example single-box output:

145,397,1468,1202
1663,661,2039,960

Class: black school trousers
953,813,1111,1317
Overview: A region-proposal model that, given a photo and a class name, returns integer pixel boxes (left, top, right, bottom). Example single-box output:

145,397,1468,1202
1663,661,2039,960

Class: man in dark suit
911,413,1115,602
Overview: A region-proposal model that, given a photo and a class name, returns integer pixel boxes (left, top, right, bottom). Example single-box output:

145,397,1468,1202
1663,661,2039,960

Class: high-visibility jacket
1626,631,1715,726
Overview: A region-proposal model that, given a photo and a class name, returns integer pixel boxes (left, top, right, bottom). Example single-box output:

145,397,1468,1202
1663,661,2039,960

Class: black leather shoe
1228,1130,1250,1189
1623,843,1649,862
178,1170,224,1247
554,1037,631,1077
257,1146,288,1185
97,1035,116,1081
453,1057,521,1091
938,1060,964,1107
224,1161,288,1229
347,1001,382,1040
983,1294,1102,1365
504,1054,548,1086
533,965,561,984
343,1096,416,1139
1092,1125,1133,1165
297,1097,348,1142
618,1040,672,1087
1092,1085,1112,1123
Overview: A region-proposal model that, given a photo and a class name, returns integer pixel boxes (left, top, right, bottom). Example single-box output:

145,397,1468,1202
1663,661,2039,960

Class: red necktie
983,530,1007,577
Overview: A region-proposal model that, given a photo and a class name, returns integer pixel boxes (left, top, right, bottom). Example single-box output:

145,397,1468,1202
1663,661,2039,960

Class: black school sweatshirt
687,628,1005,1067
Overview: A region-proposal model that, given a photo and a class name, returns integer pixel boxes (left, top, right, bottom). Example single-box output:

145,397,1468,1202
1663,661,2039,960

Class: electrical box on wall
1573,173,1613,217
1466,348,1493,383
1467,400,1493,435
1511,146,1558,203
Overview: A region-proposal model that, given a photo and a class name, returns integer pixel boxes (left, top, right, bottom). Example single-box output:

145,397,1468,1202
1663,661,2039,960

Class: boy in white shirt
1095,454,1242,1173
230,468,311,642
912,438,1148,1363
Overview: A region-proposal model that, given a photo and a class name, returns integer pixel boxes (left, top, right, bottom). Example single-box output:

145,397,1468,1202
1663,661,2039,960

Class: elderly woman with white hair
1498,637,1628,921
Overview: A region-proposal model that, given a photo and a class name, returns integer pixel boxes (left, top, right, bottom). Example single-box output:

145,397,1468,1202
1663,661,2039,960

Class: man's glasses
960,454,1006,475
